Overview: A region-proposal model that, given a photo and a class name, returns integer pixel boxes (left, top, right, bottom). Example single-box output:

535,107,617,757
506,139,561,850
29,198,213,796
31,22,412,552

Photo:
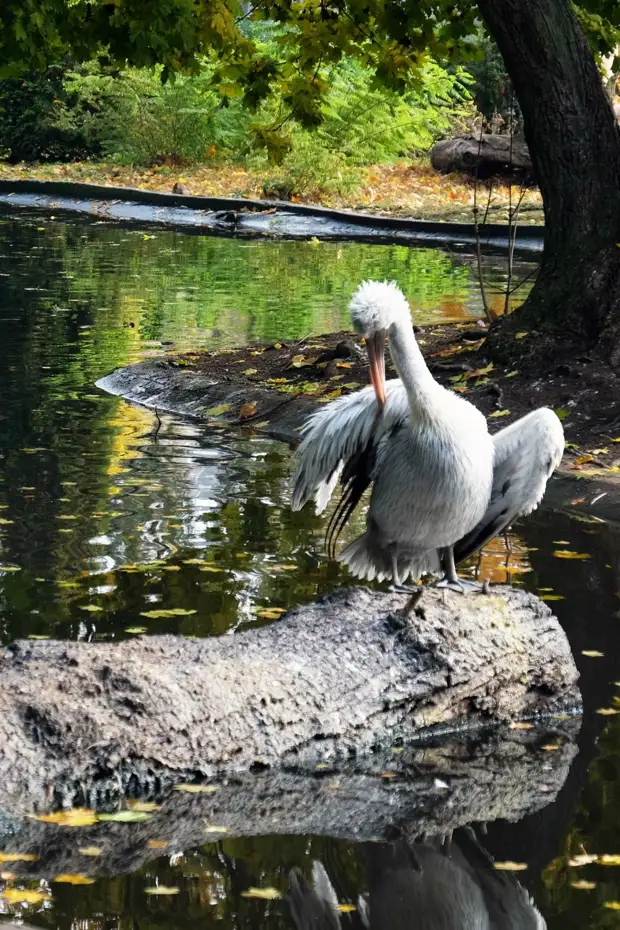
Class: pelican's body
291,281,564,587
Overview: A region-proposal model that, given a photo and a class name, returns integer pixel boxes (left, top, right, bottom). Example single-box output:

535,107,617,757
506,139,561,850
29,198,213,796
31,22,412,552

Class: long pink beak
366,330,386,411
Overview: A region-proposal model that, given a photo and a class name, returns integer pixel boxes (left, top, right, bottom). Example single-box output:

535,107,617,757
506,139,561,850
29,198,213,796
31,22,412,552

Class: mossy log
0,587,579,819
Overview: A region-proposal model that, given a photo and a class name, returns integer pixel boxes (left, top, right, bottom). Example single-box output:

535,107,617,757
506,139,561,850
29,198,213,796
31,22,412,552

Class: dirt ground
171,323,620,477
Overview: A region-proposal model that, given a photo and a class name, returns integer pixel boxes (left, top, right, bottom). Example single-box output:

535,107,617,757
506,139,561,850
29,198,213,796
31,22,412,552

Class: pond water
0,205,619,930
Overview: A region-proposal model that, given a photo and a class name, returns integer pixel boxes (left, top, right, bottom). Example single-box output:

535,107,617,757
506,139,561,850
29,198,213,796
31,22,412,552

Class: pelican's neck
388,318,438,410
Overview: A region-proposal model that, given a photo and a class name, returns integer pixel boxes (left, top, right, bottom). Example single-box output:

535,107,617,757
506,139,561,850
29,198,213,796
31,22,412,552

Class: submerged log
430,133,533,178
0,587,579,816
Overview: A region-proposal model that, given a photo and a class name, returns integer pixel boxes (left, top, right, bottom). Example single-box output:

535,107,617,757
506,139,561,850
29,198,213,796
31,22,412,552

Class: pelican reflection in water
292,281,564,590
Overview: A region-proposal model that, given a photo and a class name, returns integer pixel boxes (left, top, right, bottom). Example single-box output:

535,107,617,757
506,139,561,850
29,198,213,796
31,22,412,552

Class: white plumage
291,280,564,588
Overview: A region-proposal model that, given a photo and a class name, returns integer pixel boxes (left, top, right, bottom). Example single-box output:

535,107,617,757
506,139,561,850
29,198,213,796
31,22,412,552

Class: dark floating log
430,133,533,178
0,586,579,817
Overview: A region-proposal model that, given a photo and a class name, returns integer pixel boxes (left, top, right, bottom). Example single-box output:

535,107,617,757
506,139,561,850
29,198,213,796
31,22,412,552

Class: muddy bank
96,326,620,466
0,586,578,816
0,180,544,254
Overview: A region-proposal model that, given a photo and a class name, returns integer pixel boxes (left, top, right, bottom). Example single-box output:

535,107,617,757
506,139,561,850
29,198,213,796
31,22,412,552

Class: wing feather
290,379,408,513
454,407,564,565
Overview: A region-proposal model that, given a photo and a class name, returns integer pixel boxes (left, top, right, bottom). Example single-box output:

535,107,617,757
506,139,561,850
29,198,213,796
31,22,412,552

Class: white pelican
291,280,564,591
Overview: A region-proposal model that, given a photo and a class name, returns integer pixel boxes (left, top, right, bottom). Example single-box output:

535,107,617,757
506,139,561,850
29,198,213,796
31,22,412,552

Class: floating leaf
241,887,281,900
200,565,224,573
238,401,257,420
571,880,596,890
0,565,21,572
2,889,50,904
343,382,361,390
174,784,219,794
148,840,168,849
568,853,598,866
337,904,357,913
582,650,604,658
0,852,38,863
80,605,104,612
509,722,534,731
206,404,230,417
291,355,318,368
125,627,148,634
542,595,565,601
554,408,570,420
145,886,180,895
489,409,511,418
128,801,161,812
256,607,286,619
31,808,97,827
494,861,528,871
335,361,352,369
243,368,258,376
79,847,102,857
600,855,620,866
541,743,562,751
605,901,620,910
515,332,529,340
553,550,590,559
98,811,152,823
54,873,95,885
204,824,229,833
597,708,619,716
140,608,197,618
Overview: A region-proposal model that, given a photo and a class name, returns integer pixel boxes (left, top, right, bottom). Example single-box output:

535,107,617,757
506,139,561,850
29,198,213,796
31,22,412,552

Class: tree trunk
477,0,620,366
0,587,578,816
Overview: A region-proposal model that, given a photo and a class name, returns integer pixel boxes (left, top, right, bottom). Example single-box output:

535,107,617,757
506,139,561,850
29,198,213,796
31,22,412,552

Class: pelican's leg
388,551,423,603
436,546,482,594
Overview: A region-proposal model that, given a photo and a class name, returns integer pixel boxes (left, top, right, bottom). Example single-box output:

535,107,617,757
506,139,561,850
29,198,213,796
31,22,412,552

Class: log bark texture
430,134,533,178
0,587,579,816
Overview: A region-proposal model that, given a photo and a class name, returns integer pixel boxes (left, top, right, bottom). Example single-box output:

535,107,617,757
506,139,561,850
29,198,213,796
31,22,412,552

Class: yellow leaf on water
569,854,598,866
145,886,180,895
509,722,534,730
80,605,104,612
206,404,230,417
599,854,620,866
291,355,319,368
582,650,604,658
571,880,596,890
597,708,619,716
148,840,168,849
140,608,197,618
200,565,224,573
204,824,229,833
242,368,258,376
0,852,38,863
30,808,97,827
174,784,219,794
605,901,620,910
2,889,51,904
553,551,591,560
256,607,286,619
494,861,528,871
54,873,95,885
515,332,529,340
489,409,511,418
79,847,102,857
241,887,281,900
128,801,161,812
337,904,357,913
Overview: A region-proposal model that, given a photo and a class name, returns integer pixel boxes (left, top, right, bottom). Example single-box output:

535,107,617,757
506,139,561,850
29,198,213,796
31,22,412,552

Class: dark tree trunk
477,0,620,366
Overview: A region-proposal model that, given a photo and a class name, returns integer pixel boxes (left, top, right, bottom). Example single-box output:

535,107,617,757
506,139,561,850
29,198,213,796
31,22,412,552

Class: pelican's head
349,280,411,411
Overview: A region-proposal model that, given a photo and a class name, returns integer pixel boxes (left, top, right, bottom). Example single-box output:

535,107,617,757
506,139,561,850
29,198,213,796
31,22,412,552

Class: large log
430,133,533,178
0,587,579,817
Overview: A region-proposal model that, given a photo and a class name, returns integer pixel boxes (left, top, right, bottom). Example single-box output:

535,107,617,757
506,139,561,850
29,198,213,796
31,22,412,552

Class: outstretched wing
290,379,408,514
454,407,564,565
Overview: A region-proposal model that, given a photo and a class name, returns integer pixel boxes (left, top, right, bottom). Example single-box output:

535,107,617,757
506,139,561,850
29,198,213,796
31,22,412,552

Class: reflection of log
431,134,533,178
0,724,578,882
0,587,579,817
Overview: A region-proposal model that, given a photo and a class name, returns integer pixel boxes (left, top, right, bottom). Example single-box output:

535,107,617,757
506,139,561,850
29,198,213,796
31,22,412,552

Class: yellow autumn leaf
509,722,534,730
291,355,319,368
337,904,357,913
148,840,168,849
30,808,98,827
243,368,258,376
568,854,598,866
494,861,528,871
79,847,102,857
256,607,286,619
597,708,619,715
145,886,180,895
128,800,161,812
241,887,282,900
553,551,590,559
204,824,230,834
571,880,596,890
54,874,96,885
582,650,604,658
489,409,511,418
174,784,219,793
599,855,620,866
199,565,224,573
605,901,620,910
0,852,38,863
515,332,529,339
2,889,51,904
205,404,230,416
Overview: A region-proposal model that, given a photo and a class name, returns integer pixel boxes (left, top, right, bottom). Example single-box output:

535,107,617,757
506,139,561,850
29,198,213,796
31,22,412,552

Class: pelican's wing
454,407,564,565
290,379,408,513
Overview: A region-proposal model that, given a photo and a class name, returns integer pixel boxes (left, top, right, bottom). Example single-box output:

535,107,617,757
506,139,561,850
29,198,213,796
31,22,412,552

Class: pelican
291,280,564,590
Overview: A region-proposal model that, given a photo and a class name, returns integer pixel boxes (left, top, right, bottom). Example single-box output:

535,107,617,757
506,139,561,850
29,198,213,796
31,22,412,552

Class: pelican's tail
338,532,441,584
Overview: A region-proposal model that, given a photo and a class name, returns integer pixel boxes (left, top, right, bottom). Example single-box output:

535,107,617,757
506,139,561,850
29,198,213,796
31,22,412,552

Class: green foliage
466,36,523,133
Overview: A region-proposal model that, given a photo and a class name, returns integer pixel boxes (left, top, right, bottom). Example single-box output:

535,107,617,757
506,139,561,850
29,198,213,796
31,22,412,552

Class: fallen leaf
489,409,511,418
200,565,224,573
509,722,534,730
568,854,598,866
600,855,620,866
343,382,361,390
238,401,258,420
256,607,286,619
30,808,97,827
174,784,219,794
205,404,230,416
290,354,319,368
53,873,96,885
241,887,281,900
597,708,619,715
145,886,180,895
148,840,168,849
571,880,596,890
204,824,229,833
494,861,528,871
554,408,570,420
0,852,38,863
605,901,620,910
541,743,562,751
515,332,529,340
80,605,104,612
553,551,590,559
140,608,197,618
335,361,352,369
542,595,565,601
582,650,604,658
128,801,161,812
125,627,148,634
2,889,50,904
570,498,586,505
98,811,152,823
78,847,102,857
337,903,357,913
243,368,258,376
572,455,594,466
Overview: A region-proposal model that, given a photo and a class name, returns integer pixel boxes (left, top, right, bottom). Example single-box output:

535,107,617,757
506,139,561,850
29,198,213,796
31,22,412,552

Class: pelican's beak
366,330,386,412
